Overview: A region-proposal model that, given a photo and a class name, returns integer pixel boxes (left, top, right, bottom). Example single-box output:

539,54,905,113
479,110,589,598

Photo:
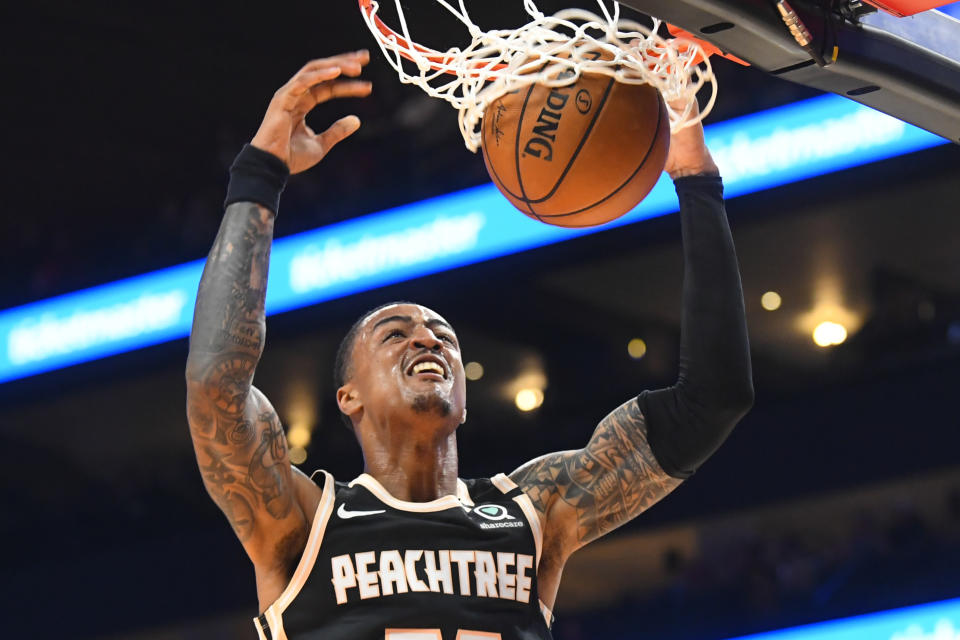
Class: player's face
347,304,467,431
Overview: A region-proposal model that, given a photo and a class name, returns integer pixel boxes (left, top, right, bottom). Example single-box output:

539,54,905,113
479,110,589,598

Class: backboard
621,0,960,143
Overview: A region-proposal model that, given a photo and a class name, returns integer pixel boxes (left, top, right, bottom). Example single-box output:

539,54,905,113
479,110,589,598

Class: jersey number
385,630,501,640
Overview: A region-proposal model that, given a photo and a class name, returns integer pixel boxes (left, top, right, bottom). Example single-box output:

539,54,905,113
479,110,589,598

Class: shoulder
291,467,343,525
304,468,351,494
461,473,525,502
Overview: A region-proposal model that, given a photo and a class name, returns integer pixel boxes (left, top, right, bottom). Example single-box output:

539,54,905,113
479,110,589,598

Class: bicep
186,382,306,567
510,398,683,554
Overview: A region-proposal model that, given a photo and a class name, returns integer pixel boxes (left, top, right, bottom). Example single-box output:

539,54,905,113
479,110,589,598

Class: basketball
481,74,670,228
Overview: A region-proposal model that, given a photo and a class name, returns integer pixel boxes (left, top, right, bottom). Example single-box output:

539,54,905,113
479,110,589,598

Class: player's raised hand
251,51,373,174
663,98,720,179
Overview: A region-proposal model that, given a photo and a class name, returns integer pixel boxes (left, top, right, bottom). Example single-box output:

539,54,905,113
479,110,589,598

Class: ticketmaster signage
725,597,960,640
0,94,947,383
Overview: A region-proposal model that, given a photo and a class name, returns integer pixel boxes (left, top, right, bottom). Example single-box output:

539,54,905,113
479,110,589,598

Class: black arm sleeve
637,175,754,479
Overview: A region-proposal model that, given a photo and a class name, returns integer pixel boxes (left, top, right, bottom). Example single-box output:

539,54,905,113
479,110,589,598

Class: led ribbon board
0,94,948,383
724,597,960,640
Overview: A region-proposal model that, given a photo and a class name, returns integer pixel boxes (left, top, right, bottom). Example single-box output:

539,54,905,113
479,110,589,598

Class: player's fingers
300,50,369,76
279,52,369,104
336,51,370,77
315,54,368,78
317,115,362,152
335,60,365,78
299,79,372,111
319,79,373,101
280,67,343,104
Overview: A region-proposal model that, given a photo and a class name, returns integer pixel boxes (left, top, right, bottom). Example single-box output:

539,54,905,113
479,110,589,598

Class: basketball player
185,50,753,639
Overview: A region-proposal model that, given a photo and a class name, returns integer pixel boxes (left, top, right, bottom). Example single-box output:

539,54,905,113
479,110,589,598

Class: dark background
2,1,959,638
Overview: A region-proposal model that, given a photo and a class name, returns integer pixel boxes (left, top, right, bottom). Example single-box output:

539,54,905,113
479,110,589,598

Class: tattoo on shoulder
512,399,683,545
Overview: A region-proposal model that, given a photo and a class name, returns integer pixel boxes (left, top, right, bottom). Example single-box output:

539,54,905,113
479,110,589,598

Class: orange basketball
481,74,670,228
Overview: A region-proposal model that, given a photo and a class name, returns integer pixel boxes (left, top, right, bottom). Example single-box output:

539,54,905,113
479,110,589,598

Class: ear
337,383,362,420
460,408,467,425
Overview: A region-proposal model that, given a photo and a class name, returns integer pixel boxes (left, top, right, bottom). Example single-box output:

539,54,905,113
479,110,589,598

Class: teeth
413,361,444,376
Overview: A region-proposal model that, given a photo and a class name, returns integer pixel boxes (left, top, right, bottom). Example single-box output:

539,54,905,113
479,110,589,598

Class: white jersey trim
489,473,514,494
491,473,543,570
348,473,474,512
266,607,287,640
540,600,554,629
492,473,552,629
253,469,336,640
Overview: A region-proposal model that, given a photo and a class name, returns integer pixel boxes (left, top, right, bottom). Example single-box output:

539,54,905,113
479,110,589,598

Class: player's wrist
224,143,291,215
670,166,721,180
668,156,720,180
673,173,724,194
249,129,289,166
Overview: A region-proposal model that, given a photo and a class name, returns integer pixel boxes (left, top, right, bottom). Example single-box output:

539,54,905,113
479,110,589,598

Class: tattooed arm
184,54,372,580
511,400,682,552
511,104,752,589
185,201,306,567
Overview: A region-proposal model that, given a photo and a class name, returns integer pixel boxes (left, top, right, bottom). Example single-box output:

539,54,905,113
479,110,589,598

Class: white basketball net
360,0,716,152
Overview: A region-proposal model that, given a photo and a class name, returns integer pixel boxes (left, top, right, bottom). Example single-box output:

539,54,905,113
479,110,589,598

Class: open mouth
407,356,447,380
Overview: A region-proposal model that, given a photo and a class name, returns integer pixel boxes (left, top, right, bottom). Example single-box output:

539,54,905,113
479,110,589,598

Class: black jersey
253,470,554,640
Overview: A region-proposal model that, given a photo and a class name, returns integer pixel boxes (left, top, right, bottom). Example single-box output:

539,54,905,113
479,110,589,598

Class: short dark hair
334,301,416,429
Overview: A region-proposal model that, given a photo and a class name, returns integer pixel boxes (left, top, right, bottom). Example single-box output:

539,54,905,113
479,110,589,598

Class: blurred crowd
555,485,960,640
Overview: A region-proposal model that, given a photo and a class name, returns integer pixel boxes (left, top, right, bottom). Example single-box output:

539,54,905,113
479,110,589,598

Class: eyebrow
427,318,455,334
371,315,455,334
372,315,411,331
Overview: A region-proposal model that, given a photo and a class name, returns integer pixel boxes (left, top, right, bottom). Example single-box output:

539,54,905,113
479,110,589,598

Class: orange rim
357,1,735,78
359,0,508,74
665,23,750,66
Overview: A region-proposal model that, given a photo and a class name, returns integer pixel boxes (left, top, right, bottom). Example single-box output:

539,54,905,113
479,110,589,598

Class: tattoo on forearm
190,202,272,360
512,400,682,545
185,203,297,542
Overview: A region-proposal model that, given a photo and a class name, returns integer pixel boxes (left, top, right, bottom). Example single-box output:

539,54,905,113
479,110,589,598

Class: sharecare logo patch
472,504,514,521
472,504,524,529
330,549,535,605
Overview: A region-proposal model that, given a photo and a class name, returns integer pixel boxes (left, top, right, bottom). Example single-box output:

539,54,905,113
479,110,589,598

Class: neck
358,417,459,502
